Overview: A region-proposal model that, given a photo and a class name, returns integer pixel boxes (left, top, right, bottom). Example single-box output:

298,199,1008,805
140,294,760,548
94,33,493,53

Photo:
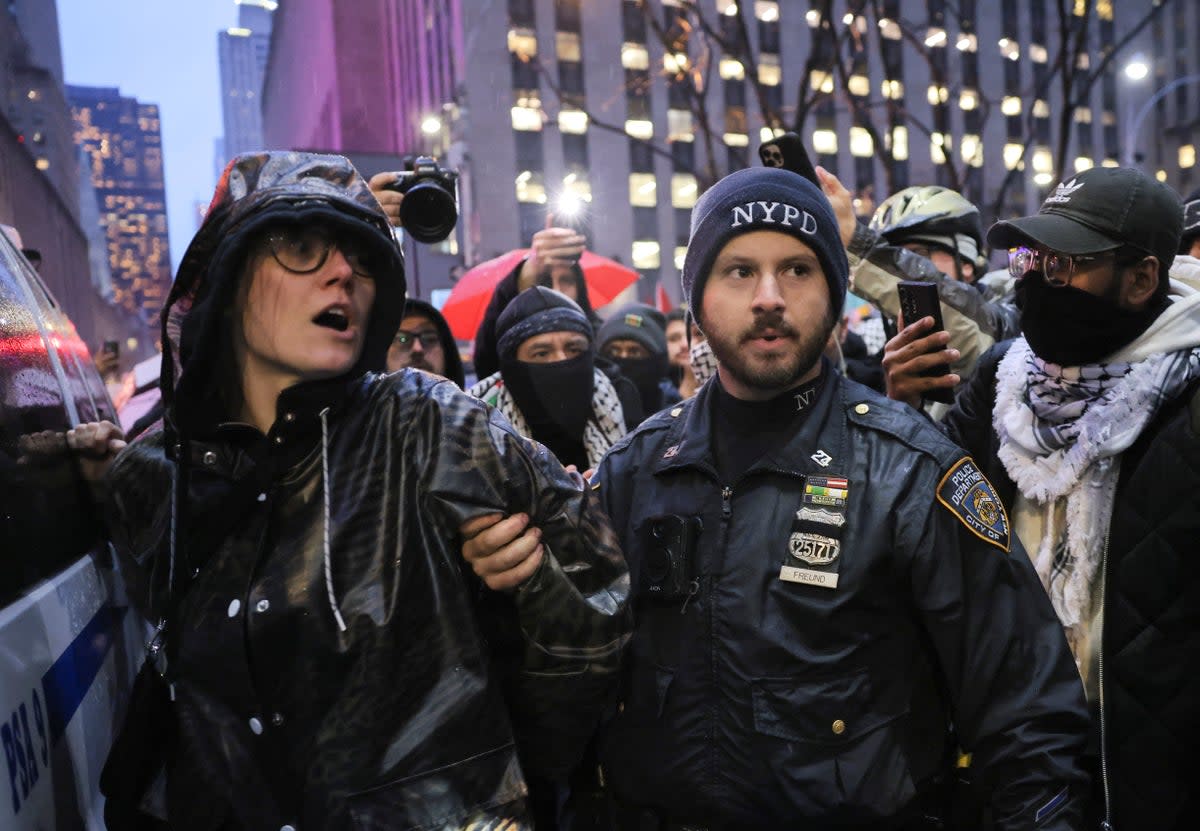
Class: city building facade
260,0,1193,306
1,5,151,356
68,84,172,328
218,0,275,165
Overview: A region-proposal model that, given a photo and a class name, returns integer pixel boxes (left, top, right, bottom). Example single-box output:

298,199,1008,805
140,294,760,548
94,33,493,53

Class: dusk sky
58,0,240,272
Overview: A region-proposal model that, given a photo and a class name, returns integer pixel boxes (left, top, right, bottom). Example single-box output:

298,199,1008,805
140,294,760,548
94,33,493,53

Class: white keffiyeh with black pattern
994,336,1200,634
468,368,627,469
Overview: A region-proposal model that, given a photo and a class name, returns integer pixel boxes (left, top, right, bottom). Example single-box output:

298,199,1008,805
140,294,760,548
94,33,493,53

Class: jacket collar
650,367,848,481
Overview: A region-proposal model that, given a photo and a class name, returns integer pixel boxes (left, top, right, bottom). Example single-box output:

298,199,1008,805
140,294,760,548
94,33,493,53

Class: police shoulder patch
935,458,1010,552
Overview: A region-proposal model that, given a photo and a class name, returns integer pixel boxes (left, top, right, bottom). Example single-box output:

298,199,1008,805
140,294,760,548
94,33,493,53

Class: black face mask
1016,274,1163,366
500,351,596,438
613,354,669,411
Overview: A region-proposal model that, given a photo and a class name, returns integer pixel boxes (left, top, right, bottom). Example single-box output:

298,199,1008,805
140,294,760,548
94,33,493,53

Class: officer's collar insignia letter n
935,458,1011,552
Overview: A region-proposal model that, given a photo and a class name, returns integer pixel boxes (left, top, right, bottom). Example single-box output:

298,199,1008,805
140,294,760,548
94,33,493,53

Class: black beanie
597,303,668,356
496,286,592,362
681,167,848,327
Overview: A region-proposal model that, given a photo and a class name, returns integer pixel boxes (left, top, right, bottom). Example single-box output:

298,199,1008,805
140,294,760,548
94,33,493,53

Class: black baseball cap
988,167,1183,269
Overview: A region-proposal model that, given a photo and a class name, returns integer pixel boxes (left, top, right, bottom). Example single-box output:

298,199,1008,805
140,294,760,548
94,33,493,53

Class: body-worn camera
384,155,459,244
643,515,702,597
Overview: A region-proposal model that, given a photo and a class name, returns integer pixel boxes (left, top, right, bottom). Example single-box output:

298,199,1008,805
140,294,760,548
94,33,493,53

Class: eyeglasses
1007,246,1113,287
392,330,441,352
262,227,377,278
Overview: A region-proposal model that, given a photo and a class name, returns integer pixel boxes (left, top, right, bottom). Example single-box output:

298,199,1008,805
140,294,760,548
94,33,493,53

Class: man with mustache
472,167,1090,828
385,298,465,388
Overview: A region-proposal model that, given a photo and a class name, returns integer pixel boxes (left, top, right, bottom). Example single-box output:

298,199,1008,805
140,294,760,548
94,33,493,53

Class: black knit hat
597,303,668,356
496,286,592,362
681,166,849,327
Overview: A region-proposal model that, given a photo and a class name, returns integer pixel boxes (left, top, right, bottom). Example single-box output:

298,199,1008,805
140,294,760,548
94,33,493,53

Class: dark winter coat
592,370,1090,830
402,297,466,388
941,340,1200,830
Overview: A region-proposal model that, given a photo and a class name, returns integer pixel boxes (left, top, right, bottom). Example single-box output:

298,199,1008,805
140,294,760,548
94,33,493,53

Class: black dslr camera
384,155,459,244
643,515,702,597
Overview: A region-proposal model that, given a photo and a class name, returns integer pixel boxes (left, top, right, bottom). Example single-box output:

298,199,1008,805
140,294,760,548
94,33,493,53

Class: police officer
589,167,1089,829
464,167,1091,829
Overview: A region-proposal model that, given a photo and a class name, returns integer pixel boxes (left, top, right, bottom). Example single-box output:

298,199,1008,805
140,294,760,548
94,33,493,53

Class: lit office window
806,9,821,27
668,108,694,142
848,74,870,96
1101,158,1120,168
1075,106,1092,123
724,132,750,146
1101,110,1117,127
1029,43,1048,63
1156,169,1168,182
1034,172,1054,186
716,0,738,14
878,17,901,39
556,32,581,61
1032,147,1053,173
625,118,654,139
810,70,834,93
925,27,947,47
1032,100,1050,118
720,57,745,80
1097,1,1113,21
1001,96,1022,116
760,126,783,143
927,85,949,105
629,173,657,207
959,89,979,110
516,171,547,203
621,42,650,70
759,54,781,86
674,246,688,271
998,38,1019,61
961,134,983,167
850,127,873,157
559,109,588,134
813,129,838,155
1074,156,1094,172
35,158,49,170
1004,143,1024,170
512,97,543,131
664,52,689,74
632,240,661,269
931,133,950,164
508,27,537,59
755,1,779,23
1076,52,1090,69
671,173,699,208
881,79,904,100
1180,144,1196,168
956,33,978,52
891,126,908,160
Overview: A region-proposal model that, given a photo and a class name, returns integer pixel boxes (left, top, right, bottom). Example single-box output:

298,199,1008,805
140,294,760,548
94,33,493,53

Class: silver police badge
788,532,840,565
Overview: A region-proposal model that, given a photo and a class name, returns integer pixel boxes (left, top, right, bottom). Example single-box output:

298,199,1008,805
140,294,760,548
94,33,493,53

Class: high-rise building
1,4,151,356
218,0,275,165
260,1,1195,305
68,85,173,326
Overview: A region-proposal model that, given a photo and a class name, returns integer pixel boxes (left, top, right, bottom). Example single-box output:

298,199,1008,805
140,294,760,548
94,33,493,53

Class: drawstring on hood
319,407,348,633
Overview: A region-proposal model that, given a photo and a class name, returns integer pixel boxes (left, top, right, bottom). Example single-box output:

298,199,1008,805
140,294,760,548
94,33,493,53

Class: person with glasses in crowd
385,297,465,388
66,151,630,831
883,166,1200,830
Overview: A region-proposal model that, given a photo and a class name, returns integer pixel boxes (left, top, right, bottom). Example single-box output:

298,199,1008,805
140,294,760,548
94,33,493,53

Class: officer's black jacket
592,370,1090,829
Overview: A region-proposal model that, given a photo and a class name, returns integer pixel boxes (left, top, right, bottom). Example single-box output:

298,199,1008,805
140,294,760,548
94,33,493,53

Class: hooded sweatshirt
397,297,465,388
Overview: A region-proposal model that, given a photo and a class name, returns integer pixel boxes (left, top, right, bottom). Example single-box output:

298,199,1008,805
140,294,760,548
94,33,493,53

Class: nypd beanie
681,167,848,327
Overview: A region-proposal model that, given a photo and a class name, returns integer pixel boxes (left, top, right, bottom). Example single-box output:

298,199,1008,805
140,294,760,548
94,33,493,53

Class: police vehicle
0,226,143,829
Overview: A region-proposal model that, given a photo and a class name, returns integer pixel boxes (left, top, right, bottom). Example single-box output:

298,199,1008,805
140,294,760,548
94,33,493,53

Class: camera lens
399,181,458,244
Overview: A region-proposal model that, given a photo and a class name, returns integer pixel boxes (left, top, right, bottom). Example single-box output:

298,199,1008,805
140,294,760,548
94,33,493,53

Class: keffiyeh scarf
994,337,1200,637
469,368,627,469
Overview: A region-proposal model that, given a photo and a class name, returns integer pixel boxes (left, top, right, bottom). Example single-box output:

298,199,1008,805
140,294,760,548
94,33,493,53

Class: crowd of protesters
64,137,1200,831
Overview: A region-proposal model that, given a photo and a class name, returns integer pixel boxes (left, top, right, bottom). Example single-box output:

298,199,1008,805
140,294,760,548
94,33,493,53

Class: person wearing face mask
469,286,632,470
597,303,681,416
883,165,1200,831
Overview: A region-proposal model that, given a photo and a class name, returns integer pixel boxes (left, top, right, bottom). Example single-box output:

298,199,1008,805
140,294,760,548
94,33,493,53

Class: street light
1123,73,1200,166
1124,56,1150,82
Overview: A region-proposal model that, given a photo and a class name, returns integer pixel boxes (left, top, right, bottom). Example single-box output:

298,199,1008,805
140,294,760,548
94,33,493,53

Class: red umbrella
440,250,640,340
